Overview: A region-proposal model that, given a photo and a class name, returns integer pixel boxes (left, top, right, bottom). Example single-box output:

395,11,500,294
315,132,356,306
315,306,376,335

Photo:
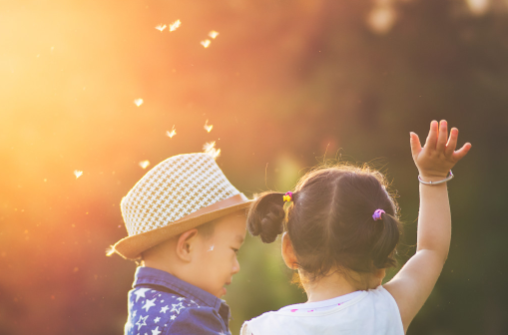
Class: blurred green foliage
1,0,507,334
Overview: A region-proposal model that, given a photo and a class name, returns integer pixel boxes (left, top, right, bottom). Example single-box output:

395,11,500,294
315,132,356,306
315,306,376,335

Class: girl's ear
281,232,298,269
176,229,199,262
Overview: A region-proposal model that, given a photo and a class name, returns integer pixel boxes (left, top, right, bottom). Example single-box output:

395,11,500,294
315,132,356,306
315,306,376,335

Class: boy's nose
232,257,240,274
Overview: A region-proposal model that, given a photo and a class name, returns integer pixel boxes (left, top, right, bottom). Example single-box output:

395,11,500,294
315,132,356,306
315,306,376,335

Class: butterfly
155,24,167,32
166,125,177,138
203,142,221,159
169,20,181,32
204,120,213,133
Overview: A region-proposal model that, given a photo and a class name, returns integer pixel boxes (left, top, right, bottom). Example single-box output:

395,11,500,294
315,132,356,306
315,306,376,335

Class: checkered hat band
121,154,240,236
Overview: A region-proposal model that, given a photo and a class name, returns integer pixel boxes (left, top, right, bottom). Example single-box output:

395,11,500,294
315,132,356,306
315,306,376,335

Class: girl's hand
410,120,471,180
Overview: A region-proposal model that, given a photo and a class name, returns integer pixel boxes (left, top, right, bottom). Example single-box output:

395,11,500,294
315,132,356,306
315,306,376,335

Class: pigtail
371,211,401,269
247,192,286,243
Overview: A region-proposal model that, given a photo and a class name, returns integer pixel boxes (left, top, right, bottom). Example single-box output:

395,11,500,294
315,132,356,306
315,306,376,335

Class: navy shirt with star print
124,266,231,335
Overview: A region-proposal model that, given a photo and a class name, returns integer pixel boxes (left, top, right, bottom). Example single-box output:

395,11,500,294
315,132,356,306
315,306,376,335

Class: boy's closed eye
232,234,244,254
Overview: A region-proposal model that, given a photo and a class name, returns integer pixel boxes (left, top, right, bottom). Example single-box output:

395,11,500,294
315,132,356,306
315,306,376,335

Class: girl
241,120,471,334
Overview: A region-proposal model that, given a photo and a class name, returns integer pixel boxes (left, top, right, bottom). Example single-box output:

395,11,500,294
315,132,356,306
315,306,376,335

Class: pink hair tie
283,191,293,203
372,209,385,221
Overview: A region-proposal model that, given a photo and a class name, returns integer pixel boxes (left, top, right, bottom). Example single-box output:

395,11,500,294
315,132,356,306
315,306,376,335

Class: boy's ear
281,232,298,269
176,229,199,262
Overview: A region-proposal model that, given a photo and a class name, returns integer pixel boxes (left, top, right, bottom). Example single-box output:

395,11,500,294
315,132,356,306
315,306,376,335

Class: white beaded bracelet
418,170,454,185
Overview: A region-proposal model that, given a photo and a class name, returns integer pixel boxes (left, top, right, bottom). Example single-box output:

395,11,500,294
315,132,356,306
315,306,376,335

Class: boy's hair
138,220,217,264
247,165,402,282
196,220,216,239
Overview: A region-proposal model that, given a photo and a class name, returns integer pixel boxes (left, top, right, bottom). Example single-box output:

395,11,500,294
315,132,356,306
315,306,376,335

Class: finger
425,120,438,150
452,142,472,161
410,132,422,156
445,127,458,157
436,120,448,153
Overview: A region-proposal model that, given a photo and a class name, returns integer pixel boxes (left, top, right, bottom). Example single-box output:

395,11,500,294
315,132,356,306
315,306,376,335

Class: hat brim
111,194,253,260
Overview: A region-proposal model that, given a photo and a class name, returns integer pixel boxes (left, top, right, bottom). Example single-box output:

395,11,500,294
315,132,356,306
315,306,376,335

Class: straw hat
111,153,252,260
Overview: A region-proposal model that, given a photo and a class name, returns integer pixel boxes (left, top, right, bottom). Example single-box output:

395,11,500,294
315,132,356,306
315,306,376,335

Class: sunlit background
1,0,507,334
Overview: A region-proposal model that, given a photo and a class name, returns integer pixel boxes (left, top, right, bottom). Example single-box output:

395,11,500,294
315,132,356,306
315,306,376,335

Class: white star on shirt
160,305,169,313
170,315,176,320
133,310,137,317
134,288,150,302
151,326,161,335
142,298,156,312
136,315,148,330
154,317,160,323
171,302,185,314
176,297,185,301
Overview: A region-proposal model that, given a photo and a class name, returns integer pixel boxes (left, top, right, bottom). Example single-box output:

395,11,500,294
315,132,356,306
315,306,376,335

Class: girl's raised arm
384,120,471,333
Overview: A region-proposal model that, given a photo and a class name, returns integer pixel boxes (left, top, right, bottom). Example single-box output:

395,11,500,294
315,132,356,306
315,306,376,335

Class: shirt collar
133,266,225,311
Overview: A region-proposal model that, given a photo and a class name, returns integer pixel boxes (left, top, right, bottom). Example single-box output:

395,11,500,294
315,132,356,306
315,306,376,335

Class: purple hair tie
372,209,385,221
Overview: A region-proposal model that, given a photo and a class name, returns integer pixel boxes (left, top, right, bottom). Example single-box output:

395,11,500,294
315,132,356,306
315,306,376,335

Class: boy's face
192,211,247,298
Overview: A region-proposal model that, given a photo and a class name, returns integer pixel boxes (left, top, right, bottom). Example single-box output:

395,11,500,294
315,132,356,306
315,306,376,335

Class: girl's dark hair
248,165,402,281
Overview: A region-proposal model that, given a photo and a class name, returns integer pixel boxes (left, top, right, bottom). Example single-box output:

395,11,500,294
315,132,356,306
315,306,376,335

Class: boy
110,153,252,335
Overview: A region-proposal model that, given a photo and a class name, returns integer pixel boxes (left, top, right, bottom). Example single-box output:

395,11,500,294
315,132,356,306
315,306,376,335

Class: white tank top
241,286,404,335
